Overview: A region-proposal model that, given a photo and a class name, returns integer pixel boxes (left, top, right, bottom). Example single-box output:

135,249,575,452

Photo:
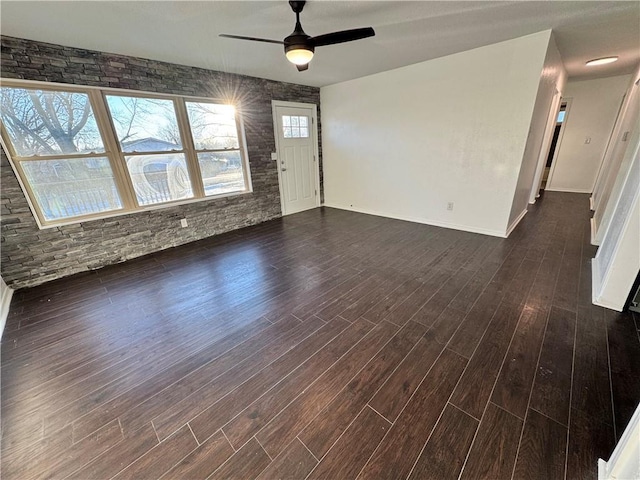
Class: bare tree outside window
105,95,193,205
186,102,239,150
0,87,120,220
0,82,251,225
186,101,244,196
0,87,104,156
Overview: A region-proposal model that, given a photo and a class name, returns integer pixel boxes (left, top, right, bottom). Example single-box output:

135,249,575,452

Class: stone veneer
0,36,322,289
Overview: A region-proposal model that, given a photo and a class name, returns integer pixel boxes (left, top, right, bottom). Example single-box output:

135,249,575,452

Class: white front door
273,102,319,215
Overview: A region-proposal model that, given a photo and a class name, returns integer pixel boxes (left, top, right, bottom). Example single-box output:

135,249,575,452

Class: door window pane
282,115,309,138
105,95,182,152
556,110,566,123
125,153,193,205
185,102,239,150
22,157,122,221
0,87,104,157
197,151,245,196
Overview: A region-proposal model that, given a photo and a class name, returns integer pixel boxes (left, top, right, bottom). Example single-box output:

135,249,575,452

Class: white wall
321,31,551,237
547,75,631,193
592,117,640,311
592,65,640,243
0,275,14,339
599,403,640,480
508,32,567,227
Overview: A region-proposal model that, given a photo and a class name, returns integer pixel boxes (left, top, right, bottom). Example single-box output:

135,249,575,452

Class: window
282,115,309,138
0,80,251,227
105,95,193,205
0,86,124,221
185,101,245,196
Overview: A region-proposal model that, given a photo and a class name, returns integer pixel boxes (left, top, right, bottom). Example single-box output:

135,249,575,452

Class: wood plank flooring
2,191,639,480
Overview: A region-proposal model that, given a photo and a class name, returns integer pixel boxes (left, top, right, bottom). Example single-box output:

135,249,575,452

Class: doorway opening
541,101,568,190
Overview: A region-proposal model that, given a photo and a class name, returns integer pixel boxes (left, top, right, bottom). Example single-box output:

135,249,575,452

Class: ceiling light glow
586,57,619,67
285,48,314,65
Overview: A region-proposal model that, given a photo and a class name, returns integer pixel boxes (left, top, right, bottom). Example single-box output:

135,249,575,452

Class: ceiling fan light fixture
586,56,619,66
285,46,314,65
220,0,375,73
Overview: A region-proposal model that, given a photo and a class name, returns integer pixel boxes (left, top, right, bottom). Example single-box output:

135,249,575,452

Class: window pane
125,153,193,205
291,116,299,127
21,157,121,221
283,127,292,138
185,102,239,150
282,115,291,126
300,127,309,138
299,116,308,127
105,95,182,152
0,87,104,157
197,151,245,196
291,128,300,138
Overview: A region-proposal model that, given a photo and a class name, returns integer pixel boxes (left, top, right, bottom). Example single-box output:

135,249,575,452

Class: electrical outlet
447,202,454,211
180,218,188,228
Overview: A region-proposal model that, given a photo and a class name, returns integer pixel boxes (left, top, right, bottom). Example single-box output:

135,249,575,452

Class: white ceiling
1,1,639,87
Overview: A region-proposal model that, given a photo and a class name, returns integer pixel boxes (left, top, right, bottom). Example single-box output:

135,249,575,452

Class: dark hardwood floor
2,191,639,480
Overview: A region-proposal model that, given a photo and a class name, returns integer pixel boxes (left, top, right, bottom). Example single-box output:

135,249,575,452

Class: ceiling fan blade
219,34,284,45
311,27,375,47
296,63,309,72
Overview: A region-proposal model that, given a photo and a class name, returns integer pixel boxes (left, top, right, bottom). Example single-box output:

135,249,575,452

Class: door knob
281,168,287,172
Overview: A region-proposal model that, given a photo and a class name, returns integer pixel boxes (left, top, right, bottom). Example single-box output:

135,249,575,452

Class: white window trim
0,78,253,229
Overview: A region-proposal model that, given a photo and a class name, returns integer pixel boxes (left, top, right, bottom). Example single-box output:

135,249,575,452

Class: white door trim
546,97,572,190
271,100,321,215
530,89,561,204
0,276,14,341
598,402,640,480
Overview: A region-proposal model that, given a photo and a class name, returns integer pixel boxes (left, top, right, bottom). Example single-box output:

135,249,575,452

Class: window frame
183,98,251,197
102,91,201,205
0,78,253,229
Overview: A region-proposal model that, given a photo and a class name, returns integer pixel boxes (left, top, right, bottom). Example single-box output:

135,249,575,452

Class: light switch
271,152,278,160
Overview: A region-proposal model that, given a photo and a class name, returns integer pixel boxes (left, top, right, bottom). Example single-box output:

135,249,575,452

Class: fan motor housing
284,34,315,55
289,1,306,13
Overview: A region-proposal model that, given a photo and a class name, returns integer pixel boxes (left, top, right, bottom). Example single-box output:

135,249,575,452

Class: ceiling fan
219,1,375,71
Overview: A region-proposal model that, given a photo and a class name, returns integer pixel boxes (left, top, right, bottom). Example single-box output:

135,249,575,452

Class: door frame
545,97,572,190
271,100,321,215
529,89,561,204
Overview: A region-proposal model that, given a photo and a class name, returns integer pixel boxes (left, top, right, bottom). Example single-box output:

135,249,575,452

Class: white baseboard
599,403,640,479
592,297,624,312
590,195,595,211
505,209,528,238
592,258,602,306
591,259,624,312
0,283,14,340
322,203,508,237
590,217,601,246
544,187,592,194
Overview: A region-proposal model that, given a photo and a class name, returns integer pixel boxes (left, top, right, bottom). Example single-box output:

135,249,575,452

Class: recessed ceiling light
586,57,619,67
